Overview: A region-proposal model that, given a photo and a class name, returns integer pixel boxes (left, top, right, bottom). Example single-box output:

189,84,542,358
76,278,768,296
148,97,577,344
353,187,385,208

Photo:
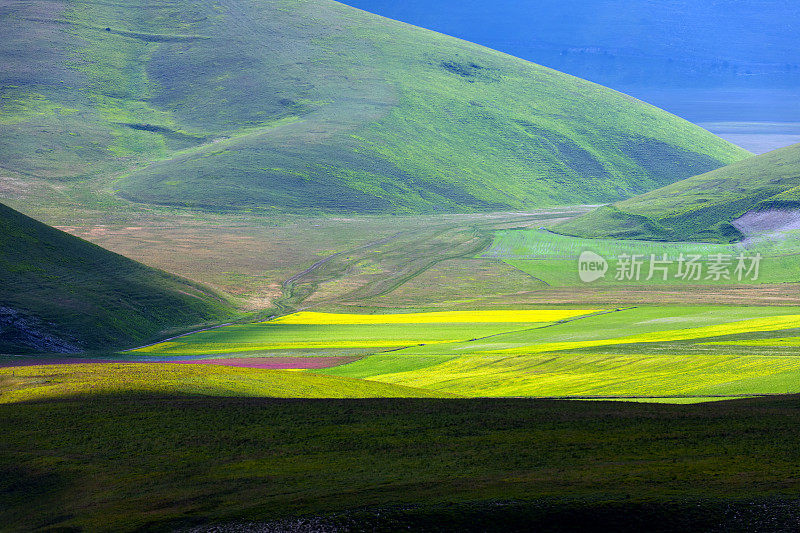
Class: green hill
1,0,748,214
0,203,234,354
556,143,800,243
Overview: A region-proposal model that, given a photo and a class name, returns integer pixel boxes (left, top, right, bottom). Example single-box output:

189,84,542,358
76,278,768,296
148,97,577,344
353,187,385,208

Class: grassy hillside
0,202,234,353
5,394,800,531
556,143,800,242
0,0,748,214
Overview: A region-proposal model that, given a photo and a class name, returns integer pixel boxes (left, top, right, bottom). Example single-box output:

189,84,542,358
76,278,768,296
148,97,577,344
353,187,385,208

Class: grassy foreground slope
556,143,800,242
0,364,447,403
0,203,234,353
1,0,748,213
4,394,800,531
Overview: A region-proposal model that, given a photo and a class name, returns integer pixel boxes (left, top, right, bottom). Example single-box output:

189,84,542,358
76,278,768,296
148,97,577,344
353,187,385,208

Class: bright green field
482,228,800,286
131,322,554,355
484,229,736,260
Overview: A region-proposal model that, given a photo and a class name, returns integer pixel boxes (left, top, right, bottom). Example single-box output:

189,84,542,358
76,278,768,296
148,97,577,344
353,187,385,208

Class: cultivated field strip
483,228,736,260
7,307,800,403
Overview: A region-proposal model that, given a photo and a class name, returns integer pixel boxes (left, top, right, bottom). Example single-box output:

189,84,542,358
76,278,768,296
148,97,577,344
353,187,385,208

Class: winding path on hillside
274,212,566,313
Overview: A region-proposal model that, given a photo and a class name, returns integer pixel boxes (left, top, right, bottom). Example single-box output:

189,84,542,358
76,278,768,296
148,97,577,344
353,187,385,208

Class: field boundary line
122,322,235,352
461,307,637,344
363,308,638,357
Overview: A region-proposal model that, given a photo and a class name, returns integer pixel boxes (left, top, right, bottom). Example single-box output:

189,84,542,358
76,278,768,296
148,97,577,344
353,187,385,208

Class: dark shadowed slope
0,0,748,214
4,395,800,531
0,203,234,353
556,143,800,243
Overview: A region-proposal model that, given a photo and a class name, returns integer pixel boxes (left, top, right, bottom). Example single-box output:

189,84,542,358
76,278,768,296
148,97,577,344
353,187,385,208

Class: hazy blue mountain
343,0,800,152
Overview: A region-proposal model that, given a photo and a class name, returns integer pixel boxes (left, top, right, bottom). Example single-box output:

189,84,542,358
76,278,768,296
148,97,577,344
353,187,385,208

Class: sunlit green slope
0,364,449,403
0,203,234,353
556,143,800,242
0,0,748,213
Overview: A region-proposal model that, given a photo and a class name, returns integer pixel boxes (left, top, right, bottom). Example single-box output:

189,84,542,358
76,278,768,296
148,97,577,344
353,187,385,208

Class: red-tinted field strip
171,356,360,369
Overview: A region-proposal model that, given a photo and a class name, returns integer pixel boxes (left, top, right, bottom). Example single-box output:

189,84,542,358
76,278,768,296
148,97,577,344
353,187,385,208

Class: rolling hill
555,143,800,243
0,203,234,354
0,0,749,214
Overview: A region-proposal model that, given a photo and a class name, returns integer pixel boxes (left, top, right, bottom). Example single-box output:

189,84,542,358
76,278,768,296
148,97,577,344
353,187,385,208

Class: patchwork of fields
316,307,800,400
5,307,800,404
129,309,594,357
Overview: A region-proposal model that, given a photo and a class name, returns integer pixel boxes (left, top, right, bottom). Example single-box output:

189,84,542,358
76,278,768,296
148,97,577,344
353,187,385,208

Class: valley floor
5,205,800,530
4,306,800,404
